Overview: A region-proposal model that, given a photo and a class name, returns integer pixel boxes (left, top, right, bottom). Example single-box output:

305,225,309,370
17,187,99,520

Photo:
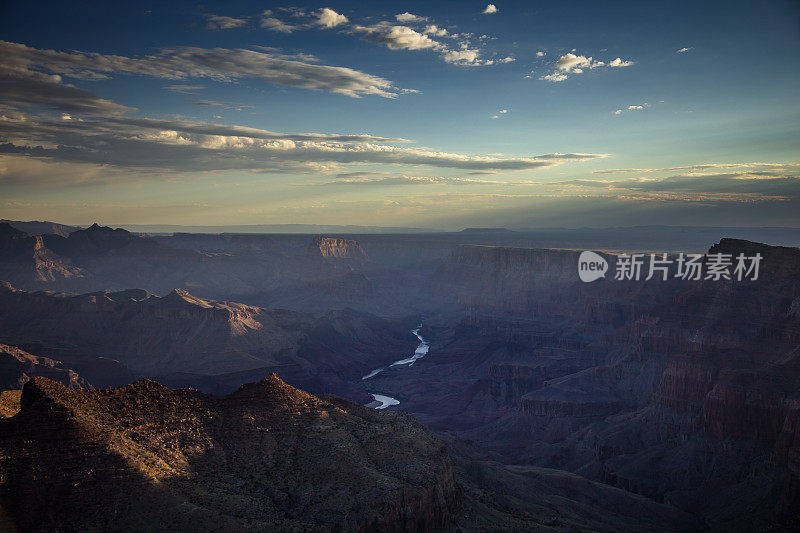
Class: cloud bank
0,40,408,99
0,109,608,180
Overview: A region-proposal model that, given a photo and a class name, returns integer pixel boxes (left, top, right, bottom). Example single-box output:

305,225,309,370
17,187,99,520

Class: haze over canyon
2,0,799,530
0,220,798,530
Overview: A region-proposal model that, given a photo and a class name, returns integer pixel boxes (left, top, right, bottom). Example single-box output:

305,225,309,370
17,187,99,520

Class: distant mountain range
0,219,81,237
4,219,800,247
101,223,444,234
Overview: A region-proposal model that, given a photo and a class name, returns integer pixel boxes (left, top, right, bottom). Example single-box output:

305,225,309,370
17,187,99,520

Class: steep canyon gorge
1,221,799,531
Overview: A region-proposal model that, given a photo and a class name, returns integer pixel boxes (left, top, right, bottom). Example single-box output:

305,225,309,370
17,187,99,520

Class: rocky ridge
0,375,701,532
0,375,458,532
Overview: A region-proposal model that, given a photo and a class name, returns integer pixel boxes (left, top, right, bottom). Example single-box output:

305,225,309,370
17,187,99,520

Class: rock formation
0,219,81,237
306,235,367,260
0,223,84,285
0,282,417,401
370,239,800,529
0,344,90,390
0,375,458,532
0,375,700,532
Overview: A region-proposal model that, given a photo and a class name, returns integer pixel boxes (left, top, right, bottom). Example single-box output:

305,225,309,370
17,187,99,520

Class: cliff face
431,245,682,324
0,283,417,401
3,225,390,316
649,239,800,441
0,283,289,376
0,375,458,532
0,223,84,285
0,344,91,390
30,223,283,297
306,235,367,260
43,223,155,256
368,239,800,529
563,240,800,526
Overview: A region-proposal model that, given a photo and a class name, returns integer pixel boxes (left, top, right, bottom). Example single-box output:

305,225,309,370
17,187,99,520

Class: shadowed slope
0,375,703,532
0,375,457,532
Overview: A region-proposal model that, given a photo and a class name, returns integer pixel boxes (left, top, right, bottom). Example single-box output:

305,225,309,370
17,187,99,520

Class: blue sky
1,0,798,228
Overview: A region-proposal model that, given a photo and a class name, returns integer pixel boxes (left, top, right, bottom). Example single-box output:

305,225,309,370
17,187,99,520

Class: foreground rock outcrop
0,376,700,532
0,375,458,532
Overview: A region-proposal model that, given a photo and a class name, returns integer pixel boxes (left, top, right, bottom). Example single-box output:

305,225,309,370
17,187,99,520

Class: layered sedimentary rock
306,236,367,260
369,238,800,529
0,283,416,400
555,240,800,527
39,223,270,296
0,223,84,285
2,224,391,315
0,344,90,390
431,245,682,325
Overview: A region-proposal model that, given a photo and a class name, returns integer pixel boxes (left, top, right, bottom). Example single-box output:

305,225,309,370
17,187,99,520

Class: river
362,325,428,409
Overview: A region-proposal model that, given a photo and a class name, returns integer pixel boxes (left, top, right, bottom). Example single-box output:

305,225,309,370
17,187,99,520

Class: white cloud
396,12,425,22
315,8,348,28
613,103,651,114
676,47,692,53
205,14,248,29
261,11,297,33
609,57,634,67
0,110,608,176
0,40,407,99
352,23,439,51
442,47,479,63
536,51,545,57
194,99,252,111
423,24,448,37
483,4,499,14
594,162,800,175
550,169,800,200
163,85,205,93
539,72,568,82
497,56,515,63
499,109,508,113
536,52,634,82
555,53,603,72
322,174,542,186
350,21,498,66
442,46,498,66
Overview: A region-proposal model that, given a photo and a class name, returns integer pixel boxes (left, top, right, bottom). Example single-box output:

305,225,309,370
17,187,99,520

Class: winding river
363,325,428,409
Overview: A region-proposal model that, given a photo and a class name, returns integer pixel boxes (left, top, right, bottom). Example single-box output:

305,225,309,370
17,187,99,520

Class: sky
1,0,799,229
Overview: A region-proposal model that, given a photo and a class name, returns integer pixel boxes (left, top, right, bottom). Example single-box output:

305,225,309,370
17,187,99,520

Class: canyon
1,220,799,530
